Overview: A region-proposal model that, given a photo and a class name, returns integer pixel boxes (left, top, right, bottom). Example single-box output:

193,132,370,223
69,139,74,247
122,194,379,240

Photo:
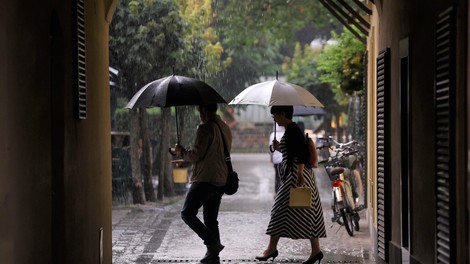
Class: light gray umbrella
229,72,324,152
229,73,324,107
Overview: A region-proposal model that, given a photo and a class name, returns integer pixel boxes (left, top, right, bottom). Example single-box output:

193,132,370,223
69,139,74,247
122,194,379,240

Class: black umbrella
293,106,326,116
125,74,227,152
126,74,226,108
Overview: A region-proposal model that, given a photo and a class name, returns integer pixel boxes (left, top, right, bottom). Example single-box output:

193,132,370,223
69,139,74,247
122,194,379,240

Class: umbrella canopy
125,74,227,150
229,74,324,152
228,78,324,107
126,74,226,109
293,106,327,116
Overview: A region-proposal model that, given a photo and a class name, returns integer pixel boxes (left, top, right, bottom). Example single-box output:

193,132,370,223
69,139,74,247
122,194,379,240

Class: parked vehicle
317,136,365,236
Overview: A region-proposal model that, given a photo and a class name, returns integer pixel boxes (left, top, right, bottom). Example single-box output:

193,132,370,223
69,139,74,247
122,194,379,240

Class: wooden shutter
74,0,87,119
434,6,456,264
376,48,391,261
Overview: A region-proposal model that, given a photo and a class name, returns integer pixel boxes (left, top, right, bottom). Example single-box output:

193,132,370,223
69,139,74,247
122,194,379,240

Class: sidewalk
112,154,380,264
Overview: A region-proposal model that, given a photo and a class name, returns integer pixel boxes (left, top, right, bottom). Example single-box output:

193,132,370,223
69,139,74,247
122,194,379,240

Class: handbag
213,121,239,195
225,171,239,195
289,187,312,209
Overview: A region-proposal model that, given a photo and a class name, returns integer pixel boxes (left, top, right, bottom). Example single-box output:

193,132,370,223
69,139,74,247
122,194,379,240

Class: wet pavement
112,153,379,264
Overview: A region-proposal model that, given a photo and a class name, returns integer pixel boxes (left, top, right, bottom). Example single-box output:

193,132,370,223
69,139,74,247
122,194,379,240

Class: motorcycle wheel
340,208,354,236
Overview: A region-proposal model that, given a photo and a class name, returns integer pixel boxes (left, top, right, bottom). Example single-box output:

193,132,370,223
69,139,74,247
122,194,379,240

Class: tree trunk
130,109,145,204
160,107,175,199
164,152,175,197
140,109,156,202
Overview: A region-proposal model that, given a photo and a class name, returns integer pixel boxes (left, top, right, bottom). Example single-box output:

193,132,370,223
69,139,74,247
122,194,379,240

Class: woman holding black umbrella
256,105,326,264
175,104,232,264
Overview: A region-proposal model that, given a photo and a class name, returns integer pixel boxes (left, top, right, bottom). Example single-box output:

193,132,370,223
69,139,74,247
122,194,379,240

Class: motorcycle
317,137,365,236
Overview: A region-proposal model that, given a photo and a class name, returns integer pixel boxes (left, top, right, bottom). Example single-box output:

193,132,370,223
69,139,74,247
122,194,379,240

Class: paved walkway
112,153,381,264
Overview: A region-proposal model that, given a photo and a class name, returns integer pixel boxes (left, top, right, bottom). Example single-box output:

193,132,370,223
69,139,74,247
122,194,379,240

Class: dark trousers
181,182,225,245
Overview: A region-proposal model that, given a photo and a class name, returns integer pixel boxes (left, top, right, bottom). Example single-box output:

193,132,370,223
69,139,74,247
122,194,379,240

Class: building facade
362,1,469,263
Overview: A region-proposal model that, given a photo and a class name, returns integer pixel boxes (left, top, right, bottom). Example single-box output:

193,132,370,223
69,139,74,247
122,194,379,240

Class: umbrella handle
269,121,276,153
175,106,181,143
169,105,179,156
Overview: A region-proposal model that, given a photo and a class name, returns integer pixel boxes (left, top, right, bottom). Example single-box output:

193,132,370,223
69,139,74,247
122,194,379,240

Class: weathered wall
231,124,272,153
0,2,53,263
369,0,468,263
0,1,113,263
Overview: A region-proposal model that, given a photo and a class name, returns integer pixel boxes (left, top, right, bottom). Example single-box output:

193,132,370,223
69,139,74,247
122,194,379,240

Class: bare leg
262,236,280,255
308,237,321,258
268,236,280,253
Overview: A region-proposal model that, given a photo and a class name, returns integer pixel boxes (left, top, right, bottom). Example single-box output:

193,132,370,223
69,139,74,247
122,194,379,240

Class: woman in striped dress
256,106,326,264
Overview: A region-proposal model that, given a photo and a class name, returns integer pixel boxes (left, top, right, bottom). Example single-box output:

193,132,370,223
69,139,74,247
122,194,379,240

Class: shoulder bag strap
212,120,233,172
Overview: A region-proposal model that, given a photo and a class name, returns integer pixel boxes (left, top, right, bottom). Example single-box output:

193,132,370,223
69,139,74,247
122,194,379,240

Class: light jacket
182,115,232,185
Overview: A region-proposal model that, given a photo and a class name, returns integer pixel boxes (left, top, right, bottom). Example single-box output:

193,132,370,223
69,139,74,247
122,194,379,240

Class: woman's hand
272,139,280,151
174,144,186,157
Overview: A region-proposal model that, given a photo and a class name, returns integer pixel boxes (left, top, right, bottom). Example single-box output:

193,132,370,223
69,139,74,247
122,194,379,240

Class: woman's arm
296,163,306,186
176,124,213,162
284,123,308,186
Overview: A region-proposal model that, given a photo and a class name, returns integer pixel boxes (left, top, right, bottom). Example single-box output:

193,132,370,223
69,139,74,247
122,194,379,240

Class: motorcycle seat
329,167,344,175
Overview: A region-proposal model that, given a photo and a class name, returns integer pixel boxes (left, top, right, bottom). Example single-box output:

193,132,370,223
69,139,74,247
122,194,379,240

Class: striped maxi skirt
266,162,327,239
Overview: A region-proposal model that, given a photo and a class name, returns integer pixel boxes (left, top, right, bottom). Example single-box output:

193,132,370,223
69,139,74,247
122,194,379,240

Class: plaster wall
0,2,54,263
0,1,113,263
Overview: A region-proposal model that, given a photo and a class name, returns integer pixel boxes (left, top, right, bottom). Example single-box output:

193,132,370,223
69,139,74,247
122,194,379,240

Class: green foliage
316,26,366,105
110,0,351,134
175,0,231,80
109,0,183,99
283,42,341,116
109,0,225,143
110,0,186,93
215,1,332,49
109,0,228,91
211,0,339,99
110,0,341,104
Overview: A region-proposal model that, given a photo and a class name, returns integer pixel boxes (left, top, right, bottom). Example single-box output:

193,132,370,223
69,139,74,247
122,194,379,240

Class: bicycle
324,136,364,207
317,137,365,236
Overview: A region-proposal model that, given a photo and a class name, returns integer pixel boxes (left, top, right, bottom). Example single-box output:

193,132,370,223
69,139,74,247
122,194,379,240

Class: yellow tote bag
289,187,312,209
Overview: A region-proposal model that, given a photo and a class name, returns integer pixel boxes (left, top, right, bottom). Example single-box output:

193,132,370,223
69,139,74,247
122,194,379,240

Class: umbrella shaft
175,107,180,143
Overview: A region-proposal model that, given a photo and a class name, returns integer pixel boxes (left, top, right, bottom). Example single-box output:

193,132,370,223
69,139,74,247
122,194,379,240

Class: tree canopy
110,0,186,93
283,42,340,116
211,0,340,99
316,26,366,105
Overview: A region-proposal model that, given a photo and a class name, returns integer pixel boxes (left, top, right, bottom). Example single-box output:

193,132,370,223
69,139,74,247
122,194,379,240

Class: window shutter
74,0,87,119
434,6,456,264
376,48,391,262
